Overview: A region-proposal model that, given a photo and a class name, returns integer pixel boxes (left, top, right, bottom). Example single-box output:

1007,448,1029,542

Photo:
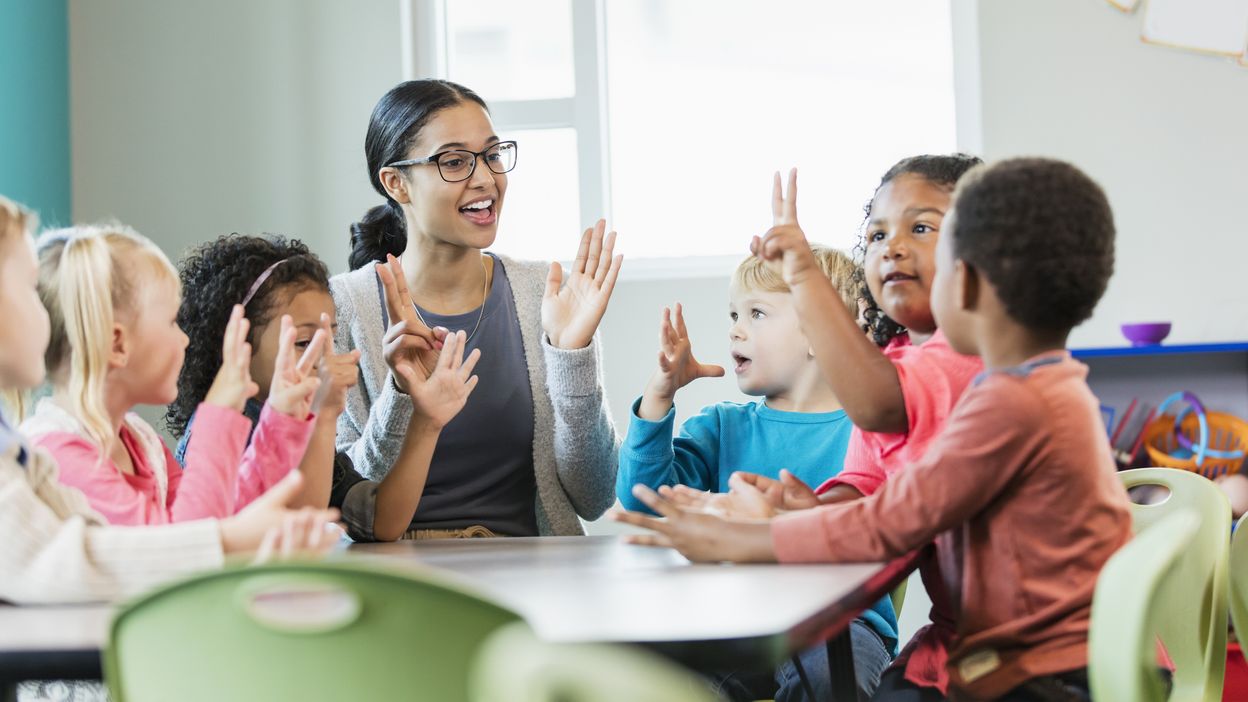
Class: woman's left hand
542,219,623,350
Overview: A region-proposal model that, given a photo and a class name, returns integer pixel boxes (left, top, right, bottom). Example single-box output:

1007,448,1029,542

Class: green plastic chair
1227,512,1248,663
1090,509,1200,701
470,621,720,702
1117,467,1231,702
104,559,523,702
891,579,908,619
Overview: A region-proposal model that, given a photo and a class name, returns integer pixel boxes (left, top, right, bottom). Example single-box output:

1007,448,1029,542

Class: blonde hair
733,245,860,314
36,224,178,454
0,196,38,419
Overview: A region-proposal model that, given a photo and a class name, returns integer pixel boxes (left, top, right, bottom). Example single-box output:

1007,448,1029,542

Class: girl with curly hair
169,234,480,541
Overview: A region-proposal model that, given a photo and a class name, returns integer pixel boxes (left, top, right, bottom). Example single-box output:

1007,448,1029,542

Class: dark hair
165,234,330,438
950,157,1115,332
853,153,984,346
349,79,489,271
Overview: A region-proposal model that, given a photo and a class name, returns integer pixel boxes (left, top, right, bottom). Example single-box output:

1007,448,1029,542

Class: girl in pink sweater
21,225,325,525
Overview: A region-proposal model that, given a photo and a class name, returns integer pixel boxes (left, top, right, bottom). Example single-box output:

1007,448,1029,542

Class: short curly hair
949,157,1115,331
165,234,330,438
853,153,984,346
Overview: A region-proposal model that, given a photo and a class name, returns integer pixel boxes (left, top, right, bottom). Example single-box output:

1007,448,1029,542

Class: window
404,0,956,274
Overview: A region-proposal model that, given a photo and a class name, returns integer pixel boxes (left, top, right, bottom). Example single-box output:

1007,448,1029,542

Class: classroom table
0,536,921,701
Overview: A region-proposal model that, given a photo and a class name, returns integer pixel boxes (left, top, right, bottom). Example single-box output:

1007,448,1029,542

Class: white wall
69,0,403,274
971,0,1248,347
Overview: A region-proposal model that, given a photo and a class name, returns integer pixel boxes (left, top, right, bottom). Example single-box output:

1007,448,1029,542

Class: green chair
104,559,523,702
1090,509,1200,702
1227,512,1248,663
891,578,908,619
470,621,721,702
1117,467,1232,702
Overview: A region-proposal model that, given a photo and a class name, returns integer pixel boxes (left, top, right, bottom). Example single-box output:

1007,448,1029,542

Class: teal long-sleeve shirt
616,397,898,653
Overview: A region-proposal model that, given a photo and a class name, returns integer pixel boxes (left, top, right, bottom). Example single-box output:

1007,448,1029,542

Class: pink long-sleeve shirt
23,401,314,526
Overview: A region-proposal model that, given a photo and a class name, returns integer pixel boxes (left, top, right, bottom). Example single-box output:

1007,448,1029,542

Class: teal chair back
105,560,523,702
1118,467,1231,702
1227,512,1248,664
470,621,720,702
1090,510,1200,702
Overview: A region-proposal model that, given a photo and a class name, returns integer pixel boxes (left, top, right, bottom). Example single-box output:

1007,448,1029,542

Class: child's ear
958,260,980,312
109,323,130,369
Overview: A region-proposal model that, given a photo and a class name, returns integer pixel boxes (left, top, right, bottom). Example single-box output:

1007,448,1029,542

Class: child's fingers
779,470,809,490
296,329,328,376
631,484,681,519
608,507,669,534
623,533,675,550
222,305,243,362
273,316,295,372
657,350,672,373
253,526,279,564
699,363,726,378
237,319,252,363
771,171,784,224
674,302,689,339
785,167,799,223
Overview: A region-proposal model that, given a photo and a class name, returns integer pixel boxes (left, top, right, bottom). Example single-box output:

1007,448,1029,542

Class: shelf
1070,342,1248,359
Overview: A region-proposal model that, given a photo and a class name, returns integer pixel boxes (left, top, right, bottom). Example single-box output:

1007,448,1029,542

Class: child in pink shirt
21,226,324,525
616,157,1131,701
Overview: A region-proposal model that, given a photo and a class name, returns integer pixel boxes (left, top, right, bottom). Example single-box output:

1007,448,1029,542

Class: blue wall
0,0,70,226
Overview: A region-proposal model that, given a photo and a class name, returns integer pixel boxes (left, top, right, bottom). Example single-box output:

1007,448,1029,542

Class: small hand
542,219,624,350
609,485,776,563
750,169,820,288
313,313,360,417
649,303,725,400
267,315,327,418
398,329,482,430
204,305,261,411
377,254,447,393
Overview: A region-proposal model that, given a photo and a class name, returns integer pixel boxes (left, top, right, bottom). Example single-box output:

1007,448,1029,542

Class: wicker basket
1143,410,1248,479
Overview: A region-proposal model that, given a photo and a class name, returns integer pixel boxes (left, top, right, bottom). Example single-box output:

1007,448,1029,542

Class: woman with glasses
330,79,622,540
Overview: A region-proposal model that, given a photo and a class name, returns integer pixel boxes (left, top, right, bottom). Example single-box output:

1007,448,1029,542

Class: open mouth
883,271,917,285
732,352,752,374
458,198,496,226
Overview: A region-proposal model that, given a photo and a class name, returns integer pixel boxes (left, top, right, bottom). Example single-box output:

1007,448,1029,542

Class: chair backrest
1228,512,1248,665
470,621,719,702
1090,509,1200,702
1119,467,1231,702
105,559,523,702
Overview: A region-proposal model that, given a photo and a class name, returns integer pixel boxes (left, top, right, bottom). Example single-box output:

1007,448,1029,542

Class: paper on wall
1142,0,1248,58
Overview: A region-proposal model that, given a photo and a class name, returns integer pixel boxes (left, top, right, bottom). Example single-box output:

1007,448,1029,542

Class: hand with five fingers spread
400,329,481,430
638,303,725,420
750,169,821,288
376,254,448,394
542,219,624,350
204,305,261,411
609,484,776,563
266,314,328,419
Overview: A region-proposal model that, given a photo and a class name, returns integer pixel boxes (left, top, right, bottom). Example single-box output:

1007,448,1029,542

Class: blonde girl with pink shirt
21,225,326,526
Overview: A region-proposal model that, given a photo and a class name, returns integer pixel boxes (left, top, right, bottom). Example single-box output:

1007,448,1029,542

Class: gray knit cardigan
330,255,620,536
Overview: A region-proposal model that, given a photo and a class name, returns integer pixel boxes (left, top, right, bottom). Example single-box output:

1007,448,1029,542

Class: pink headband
240,258,290,308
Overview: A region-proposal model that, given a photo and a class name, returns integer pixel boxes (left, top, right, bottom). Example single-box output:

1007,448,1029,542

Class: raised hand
204,305,261,411
397,329,481,429
267,315,327,418
638,303,724,420
312,313,360,417
542,219,623,350
376,253,447,393
750,169,820,287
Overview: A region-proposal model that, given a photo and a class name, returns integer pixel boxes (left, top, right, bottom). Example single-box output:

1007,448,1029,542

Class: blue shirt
617,397,898,652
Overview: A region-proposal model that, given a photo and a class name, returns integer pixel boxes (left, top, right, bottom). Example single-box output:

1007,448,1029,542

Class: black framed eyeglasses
387,140,518,183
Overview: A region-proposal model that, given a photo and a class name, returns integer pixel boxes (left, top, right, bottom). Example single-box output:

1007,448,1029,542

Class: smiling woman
332,80,622,540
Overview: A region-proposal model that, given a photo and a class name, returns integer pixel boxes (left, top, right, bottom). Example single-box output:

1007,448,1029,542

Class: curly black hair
950,158,1115,332
165,234,330,438
852,153,984,346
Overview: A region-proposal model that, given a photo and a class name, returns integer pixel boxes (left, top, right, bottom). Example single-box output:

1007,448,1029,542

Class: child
615,157,1132,701
21,226,323,525
168,235,481,541
617,247,897,701
670,155,986,698
0,194,339,605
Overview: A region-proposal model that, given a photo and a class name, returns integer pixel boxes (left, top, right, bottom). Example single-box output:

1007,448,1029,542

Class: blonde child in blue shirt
616,246,895,702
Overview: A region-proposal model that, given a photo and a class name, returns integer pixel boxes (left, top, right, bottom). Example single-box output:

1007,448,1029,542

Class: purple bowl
1121,322,1171,347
